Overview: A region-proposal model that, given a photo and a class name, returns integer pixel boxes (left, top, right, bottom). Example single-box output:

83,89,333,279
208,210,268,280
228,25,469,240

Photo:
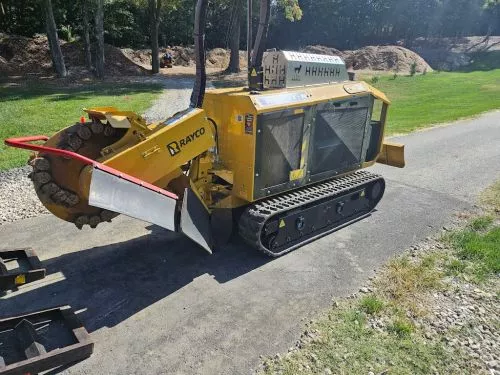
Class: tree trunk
251,0,271,68
94,0,105,79
228,0,241,73
44,0,67,77
149,0,162,74
82,0,92,69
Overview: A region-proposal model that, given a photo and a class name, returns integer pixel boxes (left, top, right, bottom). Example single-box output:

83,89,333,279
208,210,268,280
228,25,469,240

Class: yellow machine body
201,80,403,208
81,80,405,215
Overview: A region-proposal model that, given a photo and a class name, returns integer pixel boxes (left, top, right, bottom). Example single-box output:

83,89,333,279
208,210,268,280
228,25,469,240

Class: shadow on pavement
0,226,270,332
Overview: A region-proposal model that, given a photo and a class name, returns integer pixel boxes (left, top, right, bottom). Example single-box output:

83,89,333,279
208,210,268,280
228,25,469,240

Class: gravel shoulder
0,75,195,226
0,166,48,225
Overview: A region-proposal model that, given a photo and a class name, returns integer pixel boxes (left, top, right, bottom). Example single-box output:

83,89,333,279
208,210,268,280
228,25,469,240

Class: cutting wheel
29,119,126,229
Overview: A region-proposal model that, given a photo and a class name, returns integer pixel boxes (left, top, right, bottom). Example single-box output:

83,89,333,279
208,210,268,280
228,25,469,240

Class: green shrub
446,258,466,275
410,61,417,76
388,318,414,338
447,222,500,280
59,25,75,42
359,295,384,315
469,216,493,231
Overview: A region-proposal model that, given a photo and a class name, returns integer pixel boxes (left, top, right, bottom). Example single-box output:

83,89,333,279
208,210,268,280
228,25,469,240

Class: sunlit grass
446,219,500,281
365,69,500,134
0,82,162,170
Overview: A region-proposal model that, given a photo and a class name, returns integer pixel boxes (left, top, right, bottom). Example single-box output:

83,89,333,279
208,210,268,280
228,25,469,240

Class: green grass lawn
368,69,500,134
0,82,162,171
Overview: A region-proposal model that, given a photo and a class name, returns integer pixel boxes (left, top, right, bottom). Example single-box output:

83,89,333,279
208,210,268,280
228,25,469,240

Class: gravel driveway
0,76,197,226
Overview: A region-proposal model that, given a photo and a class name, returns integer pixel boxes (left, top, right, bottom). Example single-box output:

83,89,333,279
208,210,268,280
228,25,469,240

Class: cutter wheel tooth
76,124,92,140
74,215,89,230
60,145,76,160
31,157,51,171
65,193,80,207
91,120,104,135
52,190,68,205
32,171,52,185
89,216,101,229
100,210,115,223
38,194,55,205
33,180,45,190
41,182,60,196
103,125,116,137
67,134,83,151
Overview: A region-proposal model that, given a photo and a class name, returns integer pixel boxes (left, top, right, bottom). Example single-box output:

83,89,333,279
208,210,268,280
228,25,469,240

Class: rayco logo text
167,127,206,156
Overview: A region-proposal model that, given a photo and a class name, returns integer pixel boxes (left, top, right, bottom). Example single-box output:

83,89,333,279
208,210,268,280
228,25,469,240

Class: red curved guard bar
5,136,95,165
4,136,178,200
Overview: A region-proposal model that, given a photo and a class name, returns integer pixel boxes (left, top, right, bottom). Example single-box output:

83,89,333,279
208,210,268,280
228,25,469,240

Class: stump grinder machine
5,0,405,257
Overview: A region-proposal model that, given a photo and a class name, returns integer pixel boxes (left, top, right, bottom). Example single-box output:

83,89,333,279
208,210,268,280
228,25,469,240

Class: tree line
1,0,498,77
270,0,500,50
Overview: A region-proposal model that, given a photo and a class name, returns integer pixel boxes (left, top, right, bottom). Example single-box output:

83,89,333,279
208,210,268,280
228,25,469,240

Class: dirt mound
301,45,345,58
302,44,432,73
0,33,52,75
124,46,248,70
0,33,147,77
344,45,432,73
124,46,198,68
207,48,229,68
3,32,433,77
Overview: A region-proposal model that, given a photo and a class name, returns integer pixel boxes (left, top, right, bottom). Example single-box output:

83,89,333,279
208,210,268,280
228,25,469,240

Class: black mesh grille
311,107,369,175
366,120,382,161
257,113,304,190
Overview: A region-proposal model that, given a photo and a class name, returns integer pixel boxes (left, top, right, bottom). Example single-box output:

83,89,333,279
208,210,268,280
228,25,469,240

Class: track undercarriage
239,171,385,257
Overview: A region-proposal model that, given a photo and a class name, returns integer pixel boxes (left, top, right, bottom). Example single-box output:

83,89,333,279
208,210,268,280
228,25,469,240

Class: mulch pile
302,44,432,73
0,33,147,77
123,46,248,70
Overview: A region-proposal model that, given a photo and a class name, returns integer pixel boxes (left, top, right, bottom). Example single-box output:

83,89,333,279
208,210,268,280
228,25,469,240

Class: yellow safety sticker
15,274,26,285
290,169,305,181
251,68,257,77
279,219,286,228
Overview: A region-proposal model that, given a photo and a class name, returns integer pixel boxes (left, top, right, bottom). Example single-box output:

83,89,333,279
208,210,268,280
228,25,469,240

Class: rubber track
239,170,383,257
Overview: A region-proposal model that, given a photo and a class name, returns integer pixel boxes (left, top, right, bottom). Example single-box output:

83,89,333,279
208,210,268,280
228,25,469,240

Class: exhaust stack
190,0,209,108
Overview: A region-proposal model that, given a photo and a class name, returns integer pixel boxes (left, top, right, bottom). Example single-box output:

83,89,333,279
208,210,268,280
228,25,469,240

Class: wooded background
2,0,498,50
1,0,498,77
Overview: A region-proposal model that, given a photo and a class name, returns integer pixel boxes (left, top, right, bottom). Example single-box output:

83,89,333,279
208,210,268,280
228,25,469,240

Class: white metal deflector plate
89,167,177,231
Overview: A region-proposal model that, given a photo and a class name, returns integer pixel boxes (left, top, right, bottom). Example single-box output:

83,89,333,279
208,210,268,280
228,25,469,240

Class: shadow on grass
0,82,164,102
